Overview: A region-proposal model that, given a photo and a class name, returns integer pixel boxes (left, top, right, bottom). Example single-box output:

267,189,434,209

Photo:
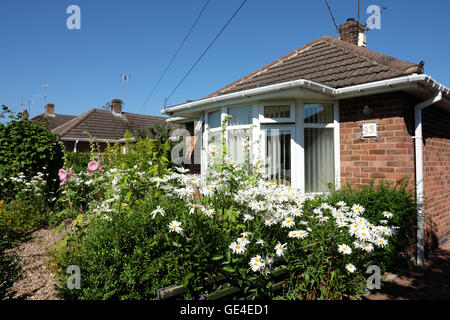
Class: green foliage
64,152,91,173
53,119,416,301
325,180,417,271
0,106,64,200
56,194,229,300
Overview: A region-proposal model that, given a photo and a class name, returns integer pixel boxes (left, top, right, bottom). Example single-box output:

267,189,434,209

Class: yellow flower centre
236,245,241,249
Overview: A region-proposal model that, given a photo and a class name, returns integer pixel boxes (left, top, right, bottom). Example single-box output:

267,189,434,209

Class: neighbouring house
32,99,170,153
162,18,450,264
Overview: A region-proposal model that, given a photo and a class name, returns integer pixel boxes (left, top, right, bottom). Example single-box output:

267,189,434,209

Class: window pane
264,105,290,119
208,110,222,128
228,129,252,165
304,128,334,193
304,104,333,123
207,130,223,164
228,106,252,126
265,129,291,185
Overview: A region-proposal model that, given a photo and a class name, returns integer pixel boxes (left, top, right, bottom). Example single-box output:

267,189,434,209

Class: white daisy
375,238,388,247
353,240,363,249
237,236,250,246
151,206,165,219
275,242,287,257
291,208,303,217
383,211,393,219
249,255,265,272
281,217,295,228
363,242,374,252
338,244,352,255
337,201,347,207
168,220,183,234
351,204,365,215
229,241,246,255
201,186,214,197
345,263,356,273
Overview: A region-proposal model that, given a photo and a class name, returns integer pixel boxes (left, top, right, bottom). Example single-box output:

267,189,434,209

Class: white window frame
260,124,297,187
258,100,296,124
300,102,340,193
201,100,340,193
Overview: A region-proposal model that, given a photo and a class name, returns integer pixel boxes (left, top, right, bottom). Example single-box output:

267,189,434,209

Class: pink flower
58,169,67,186
58,169,67,180
68,166,74,178
88,161,100,177
88,161,99,171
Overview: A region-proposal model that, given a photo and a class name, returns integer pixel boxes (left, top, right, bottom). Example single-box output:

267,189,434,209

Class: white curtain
304,128,334,192
266,129,291,185
228,129,251,165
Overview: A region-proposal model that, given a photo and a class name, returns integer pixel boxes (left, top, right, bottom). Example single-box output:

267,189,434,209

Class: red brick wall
339,92,450,248
339,92,416,188
62,141,109,153
422,105,450,246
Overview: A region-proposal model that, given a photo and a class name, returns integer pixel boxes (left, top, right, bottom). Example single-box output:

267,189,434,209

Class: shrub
325,181,417,271
54,119,410,300
64,152,91,174
0,106,64,200
56,193,229,300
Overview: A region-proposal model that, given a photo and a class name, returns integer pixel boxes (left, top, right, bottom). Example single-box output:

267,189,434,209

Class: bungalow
32,99,170,153
162,18,450,265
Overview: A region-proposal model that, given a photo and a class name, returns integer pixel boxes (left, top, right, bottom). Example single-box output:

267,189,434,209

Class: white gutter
162,74,450,116
161,79,335,115
414,91,443,266
73,139,79,153
165,117,197,123
60,137,136,143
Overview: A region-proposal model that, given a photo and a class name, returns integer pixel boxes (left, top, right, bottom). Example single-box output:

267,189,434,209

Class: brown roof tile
52,109,170,141
204,36,423,98
31,113,76,130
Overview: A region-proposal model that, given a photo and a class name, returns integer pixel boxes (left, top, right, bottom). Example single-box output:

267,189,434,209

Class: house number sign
360,121,380,141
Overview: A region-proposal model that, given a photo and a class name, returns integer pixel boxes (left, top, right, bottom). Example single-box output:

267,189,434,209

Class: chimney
22,110,29,121
339,18,366,47
45,103,55,115
111,99,123,114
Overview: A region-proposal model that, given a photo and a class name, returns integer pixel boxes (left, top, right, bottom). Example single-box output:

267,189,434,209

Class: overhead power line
324,0,338,32
164,0,248,107
138,0,211,113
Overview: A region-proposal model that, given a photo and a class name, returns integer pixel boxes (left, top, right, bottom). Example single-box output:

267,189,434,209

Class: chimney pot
111,99,123,114
22,110,29,121
339,18,366,47
45,103,55,115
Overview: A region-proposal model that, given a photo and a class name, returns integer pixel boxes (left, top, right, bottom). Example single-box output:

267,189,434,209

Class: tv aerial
33,83,54,108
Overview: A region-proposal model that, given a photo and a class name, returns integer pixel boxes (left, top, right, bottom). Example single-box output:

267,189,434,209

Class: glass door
261,125,295,186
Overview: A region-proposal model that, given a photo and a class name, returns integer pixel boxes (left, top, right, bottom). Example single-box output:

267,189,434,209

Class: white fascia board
165,117,196,123
60,137,135,143
161,75,450,116
161,79,335,115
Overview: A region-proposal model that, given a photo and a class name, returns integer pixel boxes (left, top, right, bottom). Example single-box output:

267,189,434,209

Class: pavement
363,242,450,300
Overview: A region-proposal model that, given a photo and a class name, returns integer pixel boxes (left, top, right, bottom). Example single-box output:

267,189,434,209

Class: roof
205,36,423,99
31,113,76,130
52,108,170,141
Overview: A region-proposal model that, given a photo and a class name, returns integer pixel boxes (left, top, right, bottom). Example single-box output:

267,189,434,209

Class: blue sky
1,0,449,119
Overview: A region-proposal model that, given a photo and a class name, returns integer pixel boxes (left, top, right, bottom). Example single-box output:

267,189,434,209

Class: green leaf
171,241,181,248
212,254,224,261
222,266,235,273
